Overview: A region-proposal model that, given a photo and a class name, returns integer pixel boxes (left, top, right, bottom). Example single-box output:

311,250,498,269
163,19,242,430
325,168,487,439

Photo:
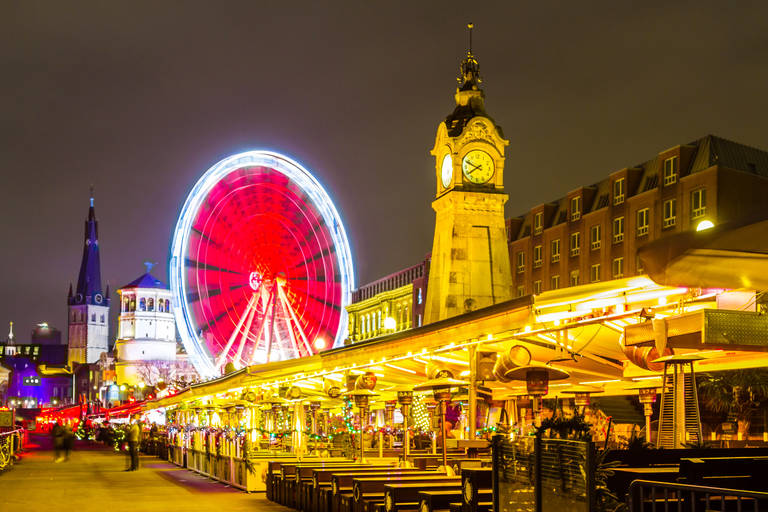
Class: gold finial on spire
468,22,474,55
458,22,481,89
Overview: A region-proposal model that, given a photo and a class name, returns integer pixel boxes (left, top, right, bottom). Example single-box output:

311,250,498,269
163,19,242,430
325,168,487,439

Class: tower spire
7,321,14,346
72,191,104,304
457,22,481,91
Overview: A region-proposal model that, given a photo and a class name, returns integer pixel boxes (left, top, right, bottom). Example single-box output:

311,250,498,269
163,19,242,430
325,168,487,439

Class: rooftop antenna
90,184,94,207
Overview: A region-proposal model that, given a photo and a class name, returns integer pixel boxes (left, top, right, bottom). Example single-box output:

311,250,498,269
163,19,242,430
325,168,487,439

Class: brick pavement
0,435,292,512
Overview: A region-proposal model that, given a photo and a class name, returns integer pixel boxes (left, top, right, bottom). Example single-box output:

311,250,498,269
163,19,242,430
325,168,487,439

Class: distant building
68,194,110,365
114,270,177,386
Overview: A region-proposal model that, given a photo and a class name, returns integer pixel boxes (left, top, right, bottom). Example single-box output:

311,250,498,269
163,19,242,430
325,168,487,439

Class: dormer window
571,196,582,221
663,156,678,186
613,178,625,205
533,212,543,235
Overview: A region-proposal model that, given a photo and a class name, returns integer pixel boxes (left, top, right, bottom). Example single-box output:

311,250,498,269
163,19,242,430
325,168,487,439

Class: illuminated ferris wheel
170,151,354,378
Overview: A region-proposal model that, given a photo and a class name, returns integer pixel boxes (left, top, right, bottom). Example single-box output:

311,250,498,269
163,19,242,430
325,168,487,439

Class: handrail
628,479,768,512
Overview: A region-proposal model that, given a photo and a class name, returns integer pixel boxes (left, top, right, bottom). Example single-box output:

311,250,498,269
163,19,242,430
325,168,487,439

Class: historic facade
114,270,177,386
67,195,110,365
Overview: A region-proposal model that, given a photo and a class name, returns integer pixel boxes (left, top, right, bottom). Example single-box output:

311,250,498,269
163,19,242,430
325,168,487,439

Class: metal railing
628,479,768,512
0,428,23,471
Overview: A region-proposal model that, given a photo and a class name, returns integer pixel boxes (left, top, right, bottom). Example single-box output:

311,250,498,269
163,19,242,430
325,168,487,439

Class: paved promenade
1,435,291,512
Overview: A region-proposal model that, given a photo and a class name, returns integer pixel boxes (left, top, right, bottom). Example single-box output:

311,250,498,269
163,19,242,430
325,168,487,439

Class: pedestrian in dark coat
52,422,64,462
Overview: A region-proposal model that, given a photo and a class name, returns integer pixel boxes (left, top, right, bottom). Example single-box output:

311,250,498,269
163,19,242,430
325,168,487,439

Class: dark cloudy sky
2,1,768,341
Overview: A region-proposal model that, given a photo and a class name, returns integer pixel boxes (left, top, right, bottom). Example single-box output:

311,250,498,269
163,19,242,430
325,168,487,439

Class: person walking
62,423,74,461
52,421,64,463
126,419,140,471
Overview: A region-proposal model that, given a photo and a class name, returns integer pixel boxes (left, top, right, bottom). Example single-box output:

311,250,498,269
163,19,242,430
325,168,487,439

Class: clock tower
423,32,513,324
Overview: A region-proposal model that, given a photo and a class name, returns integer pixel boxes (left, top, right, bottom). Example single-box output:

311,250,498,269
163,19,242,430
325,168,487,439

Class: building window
533,245,543,268
663,156,678,186
417,288,422,305
516,251,525,273
613,178,625,205
636,254,645,274
590,263,601,283
100,315,105,323
570,196,582,221
551,275,560,290
533,212,543,235
613,216,624,243
570,232,580,256
691,188,707,219
533,280,542,295
590,225,601,250
148,298,154,311
663,199,677,228
612,257,624,278
637,208,649,236
139,298,146,311
91,313,96,322
570,270,580,286
417,314,422,327
551,239,560,263
516,285,525,297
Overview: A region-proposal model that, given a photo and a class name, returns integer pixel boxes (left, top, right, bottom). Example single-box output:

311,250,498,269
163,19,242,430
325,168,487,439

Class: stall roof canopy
638,216,768,290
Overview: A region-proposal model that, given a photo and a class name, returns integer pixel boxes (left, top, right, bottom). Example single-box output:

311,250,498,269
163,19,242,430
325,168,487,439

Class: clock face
462,150,495,184
440,153,453,189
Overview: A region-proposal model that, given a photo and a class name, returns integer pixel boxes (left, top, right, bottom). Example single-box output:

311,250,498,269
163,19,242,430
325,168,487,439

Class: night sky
2,2,768,341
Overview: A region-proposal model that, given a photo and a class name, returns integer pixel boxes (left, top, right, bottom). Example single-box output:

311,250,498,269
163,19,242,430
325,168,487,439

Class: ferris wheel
169,151,354,378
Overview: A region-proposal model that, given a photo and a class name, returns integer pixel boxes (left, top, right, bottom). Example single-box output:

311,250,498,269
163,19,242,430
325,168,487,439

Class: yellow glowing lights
384,316,397,331
696,220,715,231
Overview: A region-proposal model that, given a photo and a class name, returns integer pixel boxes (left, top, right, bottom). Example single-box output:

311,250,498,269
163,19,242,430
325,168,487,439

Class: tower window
139,298,147,311
691,188,707,219
100,315,105,323
613,178,625,205
533,245,543,268
637,208,650,236
590,264,601,283
533,212,543,235
663,156,679,186
551,239,560,263
91,313,96,322
663,199,677,228
148,298,155,311
570,232,581,256
613,216,624,243
417,288,422,305
570,196,582,221
590,225,601,250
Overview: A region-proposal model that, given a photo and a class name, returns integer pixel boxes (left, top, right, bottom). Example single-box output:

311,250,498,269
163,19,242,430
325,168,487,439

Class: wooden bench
297,466,397,512
350,475,459,512
382,482,462,512
418,489,493,512
329,472,438,512
460,468,492,512
281,462,366,508
271,460,352,506
311,468,421,512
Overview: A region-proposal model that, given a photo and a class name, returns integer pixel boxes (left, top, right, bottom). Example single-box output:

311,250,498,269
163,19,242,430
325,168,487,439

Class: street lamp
561,385,603,414
342,389,379,463
414,376,469,475
503,364,570,425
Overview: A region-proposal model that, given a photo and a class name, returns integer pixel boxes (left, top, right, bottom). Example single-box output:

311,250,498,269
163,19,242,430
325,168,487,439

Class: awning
637,216,768,289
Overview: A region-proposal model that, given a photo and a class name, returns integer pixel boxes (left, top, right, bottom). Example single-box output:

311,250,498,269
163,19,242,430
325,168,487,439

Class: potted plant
698,369,768,439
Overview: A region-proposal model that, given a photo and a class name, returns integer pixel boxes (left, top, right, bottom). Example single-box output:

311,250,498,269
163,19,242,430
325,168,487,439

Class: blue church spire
71,190,107,305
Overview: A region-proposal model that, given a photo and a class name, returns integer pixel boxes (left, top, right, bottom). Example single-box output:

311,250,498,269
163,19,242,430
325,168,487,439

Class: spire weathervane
468,22,473,56
458,22,481,90
90,184,94,208
144,261,157,273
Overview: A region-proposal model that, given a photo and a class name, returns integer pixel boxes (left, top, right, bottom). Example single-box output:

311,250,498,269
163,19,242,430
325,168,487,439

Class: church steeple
71,191,107,306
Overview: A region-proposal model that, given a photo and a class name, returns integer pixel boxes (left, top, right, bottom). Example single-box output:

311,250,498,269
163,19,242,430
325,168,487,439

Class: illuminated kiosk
169,151,355,378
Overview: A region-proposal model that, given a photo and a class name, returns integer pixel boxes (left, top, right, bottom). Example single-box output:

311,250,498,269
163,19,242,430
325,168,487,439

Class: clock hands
465,161,482,175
